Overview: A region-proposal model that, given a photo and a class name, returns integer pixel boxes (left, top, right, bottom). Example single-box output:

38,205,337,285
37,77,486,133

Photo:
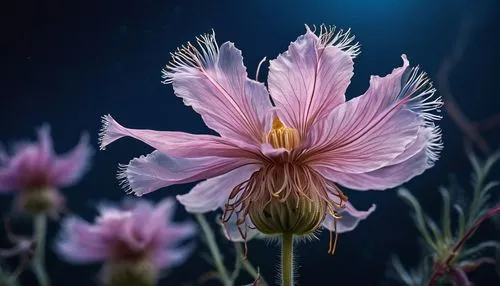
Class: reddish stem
427,206,500,286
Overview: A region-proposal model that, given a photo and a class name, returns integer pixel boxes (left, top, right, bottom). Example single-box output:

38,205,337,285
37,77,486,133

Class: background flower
0,125,92,215
56,198,196,285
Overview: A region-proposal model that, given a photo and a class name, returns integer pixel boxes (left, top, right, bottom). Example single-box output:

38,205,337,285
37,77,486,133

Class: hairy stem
32,214,49,286
281,233,294,286
195,214,232,286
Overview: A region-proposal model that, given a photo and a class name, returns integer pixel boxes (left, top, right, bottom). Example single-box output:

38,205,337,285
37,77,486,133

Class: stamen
237,225,249,260
255,57,267,81
328,214,340,255
326,182,349,209
224,163,348,250
267,116,300,151
221,218,249,260
328,230,333,253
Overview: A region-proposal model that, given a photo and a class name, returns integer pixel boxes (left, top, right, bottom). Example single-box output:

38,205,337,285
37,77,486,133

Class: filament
328,214,340,255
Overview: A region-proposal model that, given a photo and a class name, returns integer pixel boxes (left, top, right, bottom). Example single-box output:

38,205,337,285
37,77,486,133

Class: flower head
56,198,196,286
0,125,92,215
100,25,442,248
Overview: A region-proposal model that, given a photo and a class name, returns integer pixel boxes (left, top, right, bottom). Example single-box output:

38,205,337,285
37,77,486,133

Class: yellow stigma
267,116,300,151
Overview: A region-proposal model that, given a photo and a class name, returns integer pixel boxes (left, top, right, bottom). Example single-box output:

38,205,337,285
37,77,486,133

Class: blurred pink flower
0,125,92,215
56,198,196,285
99,25,442,244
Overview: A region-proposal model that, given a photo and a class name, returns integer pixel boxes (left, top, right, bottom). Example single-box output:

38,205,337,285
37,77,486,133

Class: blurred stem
398,189,439,250
454,205,466,239
230,243,242,281
452,206,500,255
281,233,294,286
427,206,500,286
234,242,267,285
32,214,50,286
0,266,18,286
467,178,482,227
440,189,452,242
195,214,232,286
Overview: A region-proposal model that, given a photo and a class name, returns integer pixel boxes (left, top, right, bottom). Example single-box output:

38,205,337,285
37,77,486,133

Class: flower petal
268,25,356,134
309,108,419,173
0,146,40,191
48,133,93,187
163,223,197,245
150,198,176,223
176,164,259,213
99,115,259,160
136,198,191,247
322,201,376,233
119,201,155,250
0,166,20,192
55,216,109,263
307,55,442,174
154,244,194,269
162,32,272,144
315,126,442,190
119,151,251,196
36,124,54,168
222,213,261,242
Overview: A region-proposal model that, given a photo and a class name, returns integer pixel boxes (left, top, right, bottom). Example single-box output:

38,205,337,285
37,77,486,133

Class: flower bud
249,191,326,235
104,259,158,286
18,188,62,215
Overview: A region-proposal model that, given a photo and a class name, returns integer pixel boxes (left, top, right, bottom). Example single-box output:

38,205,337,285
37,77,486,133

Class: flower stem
427,206,500,286
32,214,50,286
234,242,267,285
195,214,232,286
0,265,19,286
281,233,294,286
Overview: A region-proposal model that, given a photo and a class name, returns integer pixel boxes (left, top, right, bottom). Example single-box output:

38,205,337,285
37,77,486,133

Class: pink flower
99,25,442,244
56,198,196,285
0,125,92,215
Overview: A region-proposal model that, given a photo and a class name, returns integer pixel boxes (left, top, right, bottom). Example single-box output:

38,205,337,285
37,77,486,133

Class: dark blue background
1,0,499,285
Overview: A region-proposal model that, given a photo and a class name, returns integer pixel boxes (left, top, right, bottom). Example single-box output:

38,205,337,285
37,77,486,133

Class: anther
267,116,300,151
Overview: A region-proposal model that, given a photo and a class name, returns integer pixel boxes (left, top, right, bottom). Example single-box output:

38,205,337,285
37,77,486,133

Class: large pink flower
99,25,442,243
56,198,196,285
0,125,92,215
